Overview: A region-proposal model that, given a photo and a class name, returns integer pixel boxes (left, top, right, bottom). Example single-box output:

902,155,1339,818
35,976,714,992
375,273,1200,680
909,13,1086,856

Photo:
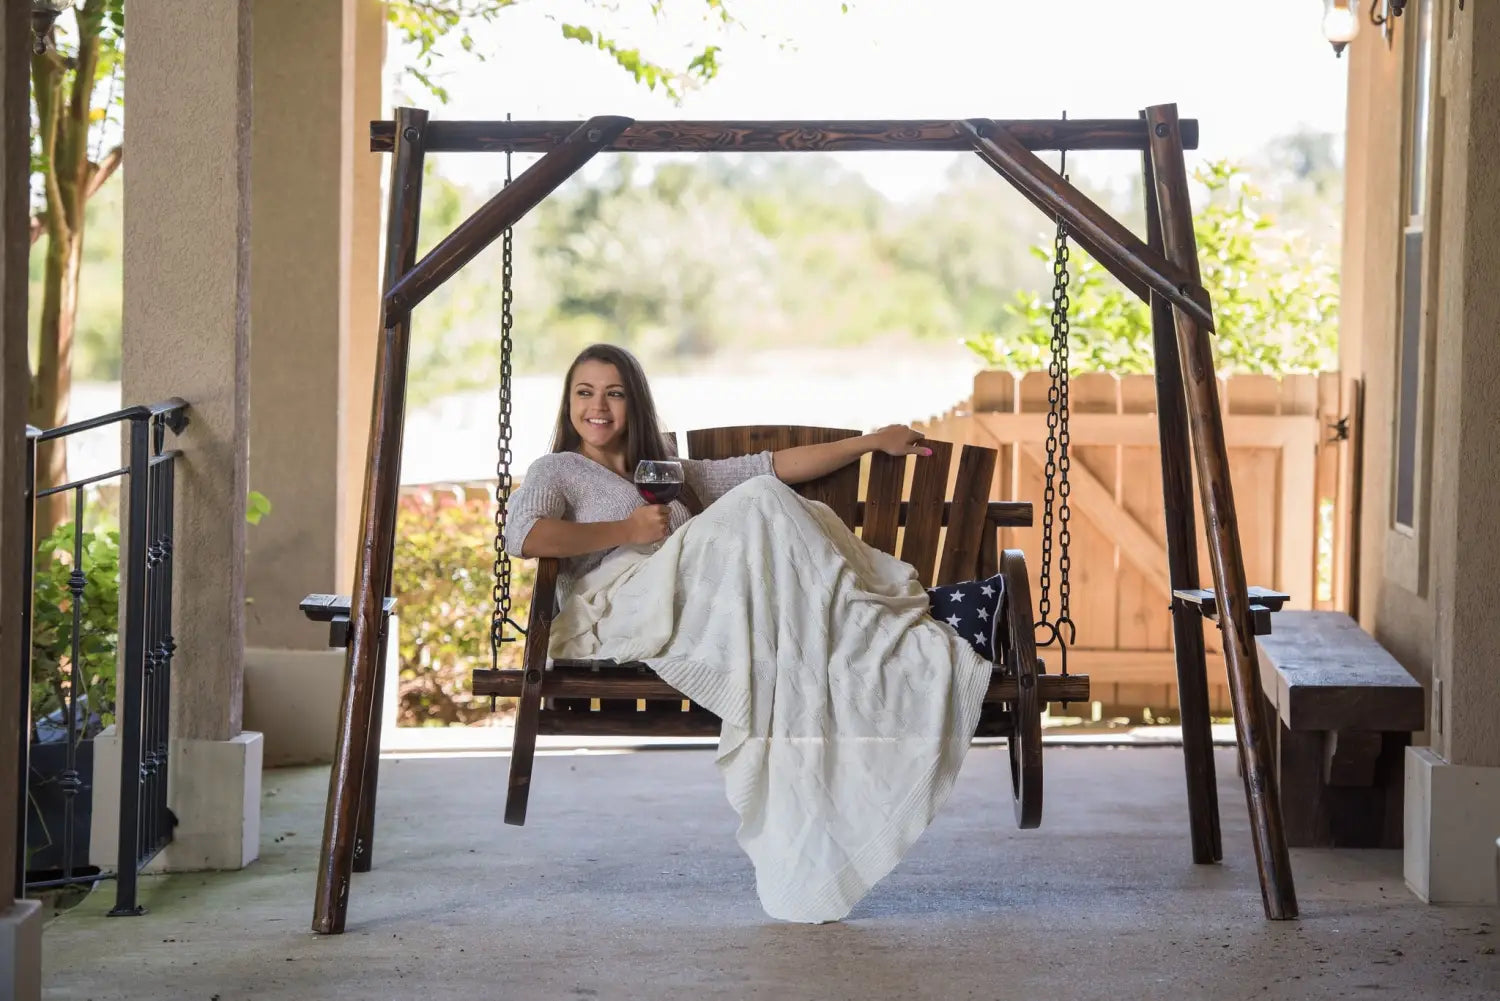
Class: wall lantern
1322,0,1411,58
31,0,74,55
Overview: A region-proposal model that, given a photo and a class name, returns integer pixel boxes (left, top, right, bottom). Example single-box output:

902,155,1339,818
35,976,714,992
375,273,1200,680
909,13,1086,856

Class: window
1393,0,1435,532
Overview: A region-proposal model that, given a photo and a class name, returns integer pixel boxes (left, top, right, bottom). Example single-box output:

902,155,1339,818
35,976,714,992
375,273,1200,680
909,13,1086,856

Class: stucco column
242,0,388,767
1,5,43,998
122,0,262,871
1404,0,1500,905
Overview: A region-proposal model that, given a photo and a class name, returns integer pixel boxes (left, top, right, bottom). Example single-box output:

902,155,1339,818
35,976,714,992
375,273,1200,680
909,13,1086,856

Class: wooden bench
1254,610,1424,848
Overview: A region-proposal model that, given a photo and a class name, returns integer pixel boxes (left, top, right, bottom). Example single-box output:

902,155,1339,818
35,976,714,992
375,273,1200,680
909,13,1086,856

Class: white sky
386,0,1351,200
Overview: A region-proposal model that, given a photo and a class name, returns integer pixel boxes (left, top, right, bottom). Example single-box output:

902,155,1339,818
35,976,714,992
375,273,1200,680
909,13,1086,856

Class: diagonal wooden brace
383,114,634,322
961,118,1215,333
971,145,1152,304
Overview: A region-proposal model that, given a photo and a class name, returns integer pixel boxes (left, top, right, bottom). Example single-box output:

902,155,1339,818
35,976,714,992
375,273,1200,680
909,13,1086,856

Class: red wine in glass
634,459,684,506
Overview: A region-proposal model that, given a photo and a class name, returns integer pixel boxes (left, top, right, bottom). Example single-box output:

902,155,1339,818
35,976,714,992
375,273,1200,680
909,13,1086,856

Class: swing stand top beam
377,112,1215,332
369,115,1199,154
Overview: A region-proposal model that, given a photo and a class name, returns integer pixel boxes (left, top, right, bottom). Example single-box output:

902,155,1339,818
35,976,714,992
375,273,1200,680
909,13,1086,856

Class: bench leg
1143,137,1222,866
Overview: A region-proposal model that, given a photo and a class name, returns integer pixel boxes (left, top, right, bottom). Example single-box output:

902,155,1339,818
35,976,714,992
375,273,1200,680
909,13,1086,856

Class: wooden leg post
1146,103,1297,919
1140,124,1222,865
311,107,429,935
505,558,558,827
351,611,392,874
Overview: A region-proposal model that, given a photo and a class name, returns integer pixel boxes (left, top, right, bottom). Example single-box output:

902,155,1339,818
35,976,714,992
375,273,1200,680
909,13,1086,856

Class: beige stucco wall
1426,3,1500,767
122,0,252,742
247,0,384,649
246,0,349,650
1344,3,1500,767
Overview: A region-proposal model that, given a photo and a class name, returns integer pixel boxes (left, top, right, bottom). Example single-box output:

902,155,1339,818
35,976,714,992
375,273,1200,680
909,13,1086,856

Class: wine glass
634,459,684,506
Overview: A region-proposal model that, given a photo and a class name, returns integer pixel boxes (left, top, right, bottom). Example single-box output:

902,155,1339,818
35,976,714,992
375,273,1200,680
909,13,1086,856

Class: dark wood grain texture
979,512,1000,580
1146,102,1297,921
900,440,953,587
504,557,557,826
371,117,1201,154
350,616,391,874
383,115,632,320
686,425,862,528
963,118,1216,333
861,451,906,556
1142,127,1221,865
474,665,1090,704
937,445,998,585
972,144,1153,303
533,704,1032,740
313,108,428,936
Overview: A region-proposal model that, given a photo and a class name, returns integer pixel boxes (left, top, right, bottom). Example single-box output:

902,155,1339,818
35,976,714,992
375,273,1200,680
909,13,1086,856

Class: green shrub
963,160,1340,377
29,521,120,741
393,487,534,726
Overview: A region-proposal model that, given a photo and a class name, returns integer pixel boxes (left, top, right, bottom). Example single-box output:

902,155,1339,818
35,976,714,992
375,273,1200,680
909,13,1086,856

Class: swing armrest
528,559,560,633
299,592,398,649
1172,586,1289,636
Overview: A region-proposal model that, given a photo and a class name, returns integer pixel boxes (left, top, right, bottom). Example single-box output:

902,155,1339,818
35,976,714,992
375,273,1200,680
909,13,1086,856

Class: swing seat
480,425,1091,832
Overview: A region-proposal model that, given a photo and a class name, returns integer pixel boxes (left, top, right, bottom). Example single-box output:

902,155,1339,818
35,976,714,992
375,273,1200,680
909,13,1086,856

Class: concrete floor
41,745,1499,1001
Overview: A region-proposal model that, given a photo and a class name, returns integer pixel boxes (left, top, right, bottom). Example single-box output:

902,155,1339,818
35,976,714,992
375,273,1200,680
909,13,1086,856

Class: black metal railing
16,398,188,916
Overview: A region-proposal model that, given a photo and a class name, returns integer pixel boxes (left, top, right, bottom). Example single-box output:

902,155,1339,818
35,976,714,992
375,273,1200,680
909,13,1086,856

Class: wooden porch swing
302,104,1299,935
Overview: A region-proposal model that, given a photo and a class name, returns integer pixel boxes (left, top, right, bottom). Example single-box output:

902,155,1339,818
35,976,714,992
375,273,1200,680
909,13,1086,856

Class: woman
504,343,1007,925
505,342,1006,649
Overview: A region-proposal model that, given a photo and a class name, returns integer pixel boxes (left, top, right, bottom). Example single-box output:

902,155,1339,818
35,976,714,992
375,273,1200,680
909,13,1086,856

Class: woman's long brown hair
550,343,704,515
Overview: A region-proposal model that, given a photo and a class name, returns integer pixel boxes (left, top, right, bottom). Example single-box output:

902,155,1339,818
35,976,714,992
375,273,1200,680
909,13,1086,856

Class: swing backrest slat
899,439,952,586
685,425,862,528
686,425,1001,589
937,444,999,587
861,451,906,557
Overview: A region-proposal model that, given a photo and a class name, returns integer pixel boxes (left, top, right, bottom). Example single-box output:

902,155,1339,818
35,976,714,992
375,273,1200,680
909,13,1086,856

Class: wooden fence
912,370,1359,720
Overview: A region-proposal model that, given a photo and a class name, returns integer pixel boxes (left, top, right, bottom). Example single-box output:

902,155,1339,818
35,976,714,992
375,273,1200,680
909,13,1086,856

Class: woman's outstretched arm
771,424,932,485
516,507,670,558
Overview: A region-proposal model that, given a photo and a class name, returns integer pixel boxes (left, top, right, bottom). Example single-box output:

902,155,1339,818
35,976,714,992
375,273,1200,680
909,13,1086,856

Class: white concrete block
159,732,264,871
244,615,402,767
87,725,120,870
1404,745,1500,905
0,899,43,1001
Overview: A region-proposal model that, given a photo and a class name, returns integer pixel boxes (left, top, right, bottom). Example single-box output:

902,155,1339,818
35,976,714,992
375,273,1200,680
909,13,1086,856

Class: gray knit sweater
504,449,776,601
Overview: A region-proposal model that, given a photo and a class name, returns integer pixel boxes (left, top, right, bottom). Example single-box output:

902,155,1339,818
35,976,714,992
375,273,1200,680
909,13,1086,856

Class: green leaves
392,489,535,725
388,1,740,105
246,490,273,527
29,520,121,738
965,160,1340,377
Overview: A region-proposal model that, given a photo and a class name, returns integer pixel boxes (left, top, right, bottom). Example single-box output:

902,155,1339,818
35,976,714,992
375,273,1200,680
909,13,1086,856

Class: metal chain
491,136,522,670
1035,133,1075,672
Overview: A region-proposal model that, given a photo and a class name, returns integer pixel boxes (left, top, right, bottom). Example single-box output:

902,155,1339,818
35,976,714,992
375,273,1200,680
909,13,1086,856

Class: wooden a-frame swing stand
309,103,1299,934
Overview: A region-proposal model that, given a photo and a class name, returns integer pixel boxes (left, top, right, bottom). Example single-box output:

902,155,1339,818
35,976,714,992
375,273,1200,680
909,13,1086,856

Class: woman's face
569,359,629,453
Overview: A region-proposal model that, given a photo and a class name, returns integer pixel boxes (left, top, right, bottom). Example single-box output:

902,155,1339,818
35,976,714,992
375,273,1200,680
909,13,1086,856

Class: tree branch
85,144,122,200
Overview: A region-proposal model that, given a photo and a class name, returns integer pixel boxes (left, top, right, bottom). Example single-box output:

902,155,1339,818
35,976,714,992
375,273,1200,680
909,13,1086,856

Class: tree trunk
29,3,105,547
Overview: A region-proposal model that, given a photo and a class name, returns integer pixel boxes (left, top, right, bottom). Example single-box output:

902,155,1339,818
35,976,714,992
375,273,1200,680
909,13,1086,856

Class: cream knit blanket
548,475,993,923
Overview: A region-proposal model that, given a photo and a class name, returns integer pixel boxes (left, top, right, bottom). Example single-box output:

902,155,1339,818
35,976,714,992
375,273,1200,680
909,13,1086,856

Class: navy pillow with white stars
924,570,1009,663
